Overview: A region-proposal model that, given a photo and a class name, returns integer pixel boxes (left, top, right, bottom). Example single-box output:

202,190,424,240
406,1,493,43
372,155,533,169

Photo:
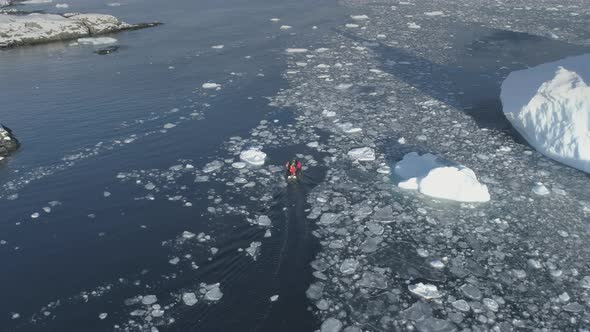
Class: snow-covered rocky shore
0,12,160,48
0,124,19,160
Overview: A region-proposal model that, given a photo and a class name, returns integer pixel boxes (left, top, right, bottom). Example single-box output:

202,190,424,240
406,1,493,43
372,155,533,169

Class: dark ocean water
0,0,343,331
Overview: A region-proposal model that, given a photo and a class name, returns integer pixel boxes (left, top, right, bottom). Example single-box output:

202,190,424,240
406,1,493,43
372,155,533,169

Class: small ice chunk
255,215,272,227
203,160,224,173
141,295,158,305
452,300,470,312
321,318,343,332
231,162,247,169
202,83,221,89
280,25,292,30
460,284,482,300
182,231,196,239
408,22,421,29
31,212,40,219
99,313,108,320
270,295,279,302
182,292,198,306
424,11,444,16
204,285,223,301
55,3,69,8
239,149,267,166
285,48,308,53
11,313,20,320
270,18,280,22
350,15,369,20
483,298,499,311
245,241,262,260
145,182,156,190
169,257,180,265
211,45,224,49
408,283,442,299
319,213,338,225
347,147,376,161
103,191,111,198
77,37,117,45
532,183,550,195
163,123,176,129
339,258,359,274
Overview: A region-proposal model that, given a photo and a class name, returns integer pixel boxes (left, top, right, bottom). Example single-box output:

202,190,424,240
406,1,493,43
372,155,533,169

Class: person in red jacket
285,159,302,178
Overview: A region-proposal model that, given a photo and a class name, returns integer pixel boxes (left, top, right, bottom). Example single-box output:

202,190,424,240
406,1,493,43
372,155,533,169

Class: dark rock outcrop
0,124,20,160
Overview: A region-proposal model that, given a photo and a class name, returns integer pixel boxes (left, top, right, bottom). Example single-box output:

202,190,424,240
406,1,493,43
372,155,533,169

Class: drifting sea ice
408,283,442,300
347,147,375,161
395,152,490,202
239,149,266,166
202,83,221,89
182,293,198,306
77,37,117,45
501,54,590,174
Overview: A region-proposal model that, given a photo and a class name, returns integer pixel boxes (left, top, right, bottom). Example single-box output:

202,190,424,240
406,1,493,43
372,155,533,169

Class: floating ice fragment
103,191,111,198
31,212,39,219
424,11,444,16
55,3,68,8
245,241,261,260
321,318,343,332
532,183,550,195
169,257,180,265
270,18,280,22
285,48,308,53
322,109,336,117
460,284,482,300
335,83,353,90
77,37,117,45
319,213,338,225
395,152,490,202
483,298,499,311
141,295,158,305
429,259,445,269
270,295,279,302
407,22,421,29
203,160,223,173
182,231,196,239
211,45,224,49
204,285,223,301
347,147,375,161
563,302,583,313
339,258,359,274
255,215,272,227
99,312,108,320
581,276,590,289
408,283,441,299
452,300,470,312
239,149,266,166
416,318,456,332
202,83,221,89
231,162,246,169
182,293,198,306
163,123,176,129
280,25,292,30
350,15,369,20
11,313,20,319
345,23,359,28
144,182,156,190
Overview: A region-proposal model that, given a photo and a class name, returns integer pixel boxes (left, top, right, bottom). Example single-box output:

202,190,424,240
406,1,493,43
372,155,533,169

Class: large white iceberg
394,152,490,203
501,54,590,174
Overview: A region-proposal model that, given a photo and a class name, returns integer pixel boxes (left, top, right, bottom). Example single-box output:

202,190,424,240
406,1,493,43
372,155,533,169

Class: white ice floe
270,295,279,302
350,15,369,20
162,123,176,129
347,147,376,161
345,23,359,28
394,152,490,202
408,283,442,299
202,83,221,89
280,25,292,30
182,231,196,239
204,284,223,301
239,149,266,166
98,312,108,320
285,48,308,53
21,0,52,3
407,22,421,29
77,37,118,45
182,292,198,306
141,295,157,305
501,54,590,174
532,183,550,196
211,44,224,49
270,18,280,22
424,11,444,16
55,3,68,8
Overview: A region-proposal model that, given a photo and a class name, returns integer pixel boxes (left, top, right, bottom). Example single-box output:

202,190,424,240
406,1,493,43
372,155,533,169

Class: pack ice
501,54,590,174
239,149,266,166
394,152,490,202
